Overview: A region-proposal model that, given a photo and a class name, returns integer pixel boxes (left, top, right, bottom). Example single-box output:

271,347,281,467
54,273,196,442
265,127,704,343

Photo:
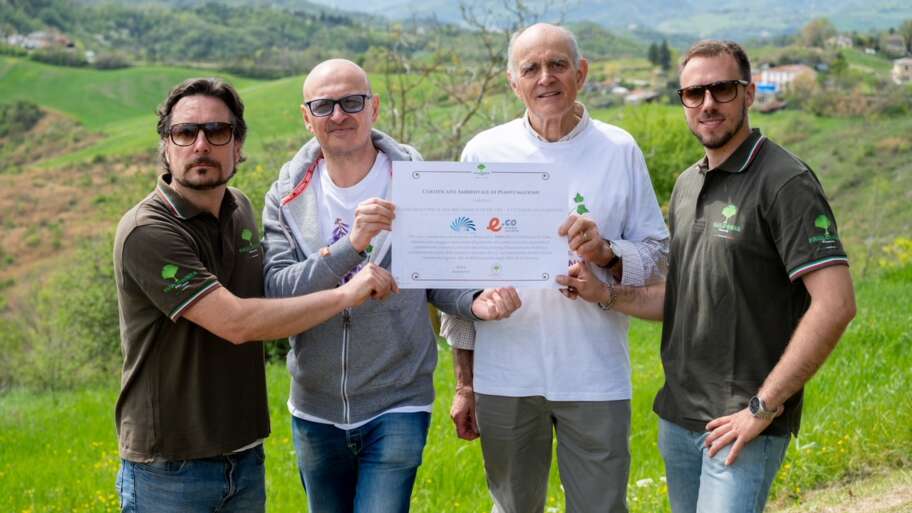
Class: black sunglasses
169,122,234,147
677,80,749,108
305,94,372,117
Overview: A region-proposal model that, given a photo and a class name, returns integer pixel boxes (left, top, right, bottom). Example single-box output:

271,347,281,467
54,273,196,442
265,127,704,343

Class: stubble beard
693,102,748,150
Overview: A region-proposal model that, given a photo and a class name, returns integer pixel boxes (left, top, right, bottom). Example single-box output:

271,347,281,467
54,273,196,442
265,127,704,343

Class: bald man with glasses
261,59,520,513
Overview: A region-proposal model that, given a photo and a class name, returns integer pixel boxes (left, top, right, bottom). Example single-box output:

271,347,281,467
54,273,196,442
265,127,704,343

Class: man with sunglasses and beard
557,41,856,512
260,59,520,513
113,77,398,513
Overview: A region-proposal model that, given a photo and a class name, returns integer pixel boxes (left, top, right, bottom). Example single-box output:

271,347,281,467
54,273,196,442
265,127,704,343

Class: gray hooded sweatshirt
262,129,477,425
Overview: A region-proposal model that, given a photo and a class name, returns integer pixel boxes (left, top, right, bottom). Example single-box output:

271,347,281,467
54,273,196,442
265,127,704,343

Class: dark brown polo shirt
655,129,848,437
113,174,270,462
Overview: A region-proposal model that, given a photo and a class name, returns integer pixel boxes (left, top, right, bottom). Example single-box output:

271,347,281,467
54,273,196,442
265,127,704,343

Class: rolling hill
311,0,912,41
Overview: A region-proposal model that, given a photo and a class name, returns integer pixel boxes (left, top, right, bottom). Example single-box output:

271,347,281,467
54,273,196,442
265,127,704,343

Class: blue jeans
116,444,266,513
291,412,430,513
658,418,790,513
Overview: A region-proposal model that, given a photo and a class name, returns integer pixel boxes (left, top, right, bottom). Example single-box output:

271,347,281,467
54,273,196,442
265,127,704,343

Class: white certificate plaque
391,161,568,289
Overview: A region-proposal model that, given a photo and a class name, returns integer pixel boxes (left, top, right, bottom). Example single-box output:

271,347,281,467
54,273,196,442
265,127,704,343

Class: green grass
0,57,262,130
1,275,909,512
0,57,474,167
842,48,895,75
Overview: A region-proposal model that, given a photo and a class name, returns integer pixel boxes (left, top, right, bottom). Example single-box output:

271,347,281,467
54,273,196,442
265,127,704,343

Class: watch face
749,396,761,415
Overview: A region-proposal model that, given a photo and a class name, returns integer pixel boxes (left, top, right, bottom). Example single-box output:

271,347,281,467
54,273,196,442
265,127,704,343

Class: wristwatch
603,239,621,268
749,395,781,420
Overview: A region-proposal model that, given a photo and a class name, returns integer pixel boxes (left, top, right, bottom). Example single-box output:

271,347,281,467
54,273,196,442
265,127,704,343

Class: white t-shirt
464,114,668,401
313,151,391,282
293,150,433,429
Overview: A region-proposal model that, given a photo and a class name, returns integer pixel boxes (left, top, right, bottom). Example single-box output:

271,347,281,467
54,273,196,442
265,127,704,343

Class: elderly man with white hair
441,23,668,513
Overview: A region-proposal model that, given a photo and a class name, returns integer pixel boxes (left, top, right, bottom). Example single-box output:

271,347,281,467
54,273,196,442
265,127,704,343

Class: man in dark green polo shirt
557,41,856,513
113,77,397,513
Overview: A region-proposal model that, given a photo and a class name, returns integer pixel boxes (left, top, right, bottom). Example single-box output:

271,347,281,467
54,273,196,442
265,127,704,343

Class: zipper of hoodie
341,307,352,424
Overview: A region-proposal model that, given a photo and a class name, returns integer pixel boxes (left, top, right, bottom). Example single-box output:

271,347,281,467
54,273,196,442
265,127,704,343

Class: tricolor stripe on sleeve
788,256,849,281
168,279,221,321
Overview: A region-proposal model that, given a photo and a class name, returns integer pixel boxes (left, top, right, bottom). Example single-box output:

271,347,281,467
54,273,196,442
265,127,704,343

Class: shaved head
300,58,380,160
508,23,581,75
303,59,371,100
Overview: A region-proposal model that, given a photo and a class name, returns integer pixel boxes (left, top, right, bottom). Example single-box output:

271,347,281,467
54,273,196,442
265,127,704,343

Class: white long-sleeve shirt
442,107,668,400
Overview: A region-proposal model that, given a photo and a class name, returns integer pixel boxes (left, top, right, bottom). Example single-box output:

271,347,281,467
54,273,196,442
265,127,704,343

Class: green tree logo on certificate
573,193,590,215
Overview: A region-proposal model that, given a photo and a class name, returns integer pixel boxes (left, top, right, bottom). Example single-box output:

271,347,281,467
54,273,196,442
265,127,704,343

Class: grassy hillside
1,273,910,511
0,57,478,167
0,57,262,130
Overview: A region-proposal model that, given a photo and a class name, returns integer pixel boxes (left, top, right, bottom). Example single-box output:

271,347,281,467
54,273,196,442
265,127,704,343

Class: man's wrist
749,394,783,419
348,233,369,253
598,280,616,311
593,239,613,267
334,286,354,308
602,239,621,268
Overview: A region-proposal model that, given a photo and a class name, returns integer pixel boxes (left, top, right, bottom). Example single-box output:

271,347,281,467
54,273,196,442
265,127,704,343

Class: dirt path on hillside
770,470,912,513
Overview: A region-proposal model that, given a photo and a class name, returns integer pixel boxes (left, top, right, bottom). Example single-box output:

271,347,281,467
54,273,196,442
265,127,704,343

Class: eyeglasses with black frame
305,94,372,117
677,80,749,108
168,122,234,147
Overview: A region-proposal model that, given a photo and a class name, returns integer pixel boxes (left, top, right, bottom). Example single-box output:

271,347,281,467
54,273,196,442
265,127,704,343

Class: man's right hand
349,198,395,252
556,261,611,304
340,263,398,307
450,387,480,440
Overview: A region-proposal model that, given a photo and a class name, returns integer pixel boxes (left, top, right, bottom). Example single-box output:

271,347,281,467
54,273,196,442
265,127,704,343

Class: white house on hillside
893,58,912,85
754,64,817,94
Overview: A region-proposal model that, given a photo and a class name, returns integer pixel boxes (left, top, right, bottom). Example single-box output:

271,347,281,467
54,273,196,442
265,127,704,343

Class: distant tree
29,47,87,68
648,42,659,65
900,19,912,54
801,18,838,48
830,51,848,76
0,101,44,138
92,52,131,70
658,39,672,71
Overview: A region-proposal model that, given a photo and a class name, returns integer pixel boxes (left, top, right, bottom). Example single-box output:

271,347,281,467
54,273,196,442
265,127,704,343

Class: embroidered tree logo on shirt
573,193,590,215
722,204,738,223
809,214,839,244
815,215,831,237
239,228,259,256
161,264,180,282
161,264,198,293
713,203,742,237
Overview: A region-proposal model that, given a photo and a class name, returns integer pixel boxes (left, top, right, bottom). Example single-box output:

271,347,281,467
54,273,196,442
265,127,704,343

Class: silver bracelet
598,280,616,311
